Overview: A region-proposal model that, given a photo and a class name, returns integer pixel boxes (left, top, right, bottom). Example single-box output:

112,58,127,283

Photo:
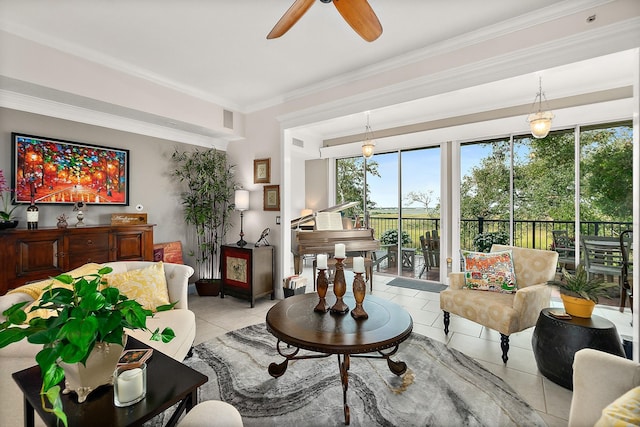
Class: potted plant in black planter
0,266,176,426
171,149,236,296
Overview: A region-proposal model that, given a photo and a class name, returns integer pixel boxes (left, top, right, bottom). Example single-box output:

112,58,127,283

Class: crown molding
248,0,614,112
0,23,241,113
277,17,640,131
0,89,229,149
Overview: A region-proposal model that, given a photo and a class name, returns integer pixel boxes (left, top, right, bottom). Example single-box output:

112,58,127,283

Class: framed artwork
263,185,280,211
11,132,129,205
222,246,251,290
253,158,271,184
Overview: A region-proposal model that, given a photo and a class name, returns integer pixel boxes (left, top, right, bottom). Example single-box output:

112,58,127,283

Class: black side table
531,308,625,389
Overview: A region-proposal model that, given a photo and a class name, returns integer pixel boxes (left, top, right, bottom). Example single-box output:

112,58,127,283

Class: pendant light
362,113,375,159
527,77,554,139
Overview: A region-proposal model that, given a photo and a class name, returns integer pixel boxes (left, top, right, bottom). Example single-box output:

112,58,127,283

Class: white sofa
569,348,640,426
0,261,196,427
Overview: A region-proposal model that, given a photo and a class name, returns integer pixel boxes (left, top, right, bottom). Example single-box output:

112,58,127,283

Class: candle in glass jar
334,243,346,258
317,254,328,269
353,256,365,273
116,367,144,403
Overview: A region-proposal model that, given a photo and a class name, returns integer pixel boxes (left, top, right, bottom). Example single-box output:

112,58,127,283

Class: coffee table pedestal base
268,339,407,425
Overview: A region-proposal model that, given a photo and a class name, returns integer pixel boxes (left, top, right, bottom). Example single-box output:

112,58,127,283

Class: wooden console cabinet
220,244,274,308
0,224,154,295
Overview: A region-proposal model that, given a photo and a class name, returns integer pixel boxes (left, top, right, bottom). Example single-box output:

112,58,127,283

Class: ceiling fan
267,0,383,42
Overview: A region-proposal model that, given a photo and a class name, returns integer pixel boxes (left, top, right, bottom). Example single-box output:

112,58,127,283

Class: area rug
146,323,544,427
386,277,447,293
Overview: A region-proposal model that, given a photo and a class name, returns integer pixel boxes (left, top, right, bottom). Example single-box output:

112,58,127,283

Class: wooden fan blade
333,0,382,42
267,0,315,39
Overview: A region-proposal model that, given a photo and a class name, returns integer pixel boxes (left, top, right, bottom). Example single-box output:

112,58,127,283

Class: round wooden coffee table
266,293,413,425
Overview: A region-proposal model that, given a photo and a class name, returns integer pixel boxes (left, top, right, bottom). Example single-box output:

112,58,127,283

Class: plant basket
195,278,221,297
560,293,596,318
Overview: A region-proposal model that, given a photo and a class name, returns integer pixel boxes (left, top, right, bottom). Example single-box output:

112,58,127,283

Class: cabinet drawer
68,233,110,253
68,250,111,269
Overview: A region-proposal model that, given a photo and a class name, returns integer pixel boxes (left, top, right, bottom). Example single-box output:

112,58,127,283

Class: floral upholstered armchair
440,244,558,363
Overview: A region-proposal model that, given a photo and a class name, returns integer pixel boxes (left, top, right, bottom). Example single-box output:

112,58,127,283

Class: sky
367,144,493,209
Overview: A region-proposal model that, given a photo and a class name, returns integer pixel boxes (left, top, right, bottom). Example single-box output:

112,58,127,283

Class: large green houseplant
547,264,617,318
171,149,236,296
0,267,176,426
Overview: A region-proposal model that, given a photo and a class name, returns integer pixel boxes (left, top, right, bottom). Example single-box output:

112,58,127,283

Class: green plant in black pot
171,149,237,296
0,267,176,426
473,231,509,252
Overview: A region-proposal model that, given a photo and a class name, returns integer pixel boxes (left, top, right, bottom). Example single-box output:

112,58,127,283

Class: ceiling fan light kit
267,0,382,42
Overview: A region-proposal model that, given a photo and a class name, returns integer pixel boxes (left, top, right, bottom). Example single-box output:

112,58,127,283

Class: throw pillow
595,386,640,427
461,250,517,293
104,262,170,311
18,263,105,321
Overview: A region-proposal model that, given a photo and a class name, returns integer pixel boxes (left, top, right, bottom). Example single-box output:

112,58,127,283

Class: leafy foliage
0,267,175,426
580,127,633,220
460,124,632,223
473,231,509,253
403,190,439,215
380,229,412,246
547,264,617,303
171,149,236,279
336,157,379,219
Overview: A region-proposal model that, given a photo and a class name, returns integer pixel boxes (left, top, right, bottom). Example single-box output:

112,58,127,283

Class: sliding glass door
336,146,441,281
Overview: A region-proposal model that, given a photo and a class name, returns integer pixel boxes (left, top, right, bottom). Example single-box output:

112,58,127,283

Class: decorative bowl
0,220,18,230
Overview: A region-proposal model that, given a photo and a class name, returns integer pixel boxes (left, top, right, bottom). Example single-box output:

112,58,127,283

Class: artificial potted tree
547,264,618,318
171,149,236,296
0,266,176,426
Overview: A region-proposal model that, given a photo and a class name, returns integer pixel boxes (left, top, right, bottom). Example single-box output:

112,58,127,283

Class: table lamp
235,189,249,247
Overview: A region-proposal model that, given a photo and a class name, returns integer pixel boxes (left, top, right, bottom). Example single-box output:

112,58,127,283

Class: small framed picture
263,185,280,211
118,348,153,367
254,158,271,184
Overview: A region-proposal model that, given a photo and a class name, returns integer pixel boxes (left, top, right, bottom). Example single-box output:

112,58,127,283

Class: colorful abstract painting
12,133,129,205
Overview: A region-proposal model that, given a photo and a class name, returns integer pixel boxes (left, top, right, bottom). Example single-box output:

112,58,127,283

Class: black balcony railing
369,216,632,251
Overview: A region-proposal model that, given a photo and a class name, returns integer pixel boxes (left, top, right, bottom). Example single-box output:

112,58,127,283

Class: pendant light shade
362,113,375,159
527,78,554,139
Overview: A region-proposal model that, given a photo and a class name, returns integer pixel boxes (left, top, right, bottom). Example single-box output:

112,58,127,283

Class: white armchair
569,348,640,426
440,244,558,363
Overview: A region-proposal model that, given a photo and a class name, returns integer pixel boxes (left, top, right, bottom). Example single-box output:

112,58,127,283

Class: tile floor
188,267,635,427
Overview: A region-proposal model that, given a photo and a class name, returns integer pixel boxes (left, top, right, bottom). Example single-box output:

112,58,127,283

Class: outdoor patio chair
418,235,430,278
552,229,576,270
620,230,633,313
581,235,628,311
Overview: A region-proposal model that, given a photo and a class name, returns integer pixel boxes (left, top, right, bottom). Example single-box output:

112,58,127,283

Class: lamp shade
362,140,375,159
300,208,313,217
234,189,249,211
527,111,554,139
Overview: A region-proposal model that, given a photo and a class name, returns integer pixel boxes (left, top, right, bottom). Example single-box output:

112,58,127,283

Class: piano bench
312,257,373,293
